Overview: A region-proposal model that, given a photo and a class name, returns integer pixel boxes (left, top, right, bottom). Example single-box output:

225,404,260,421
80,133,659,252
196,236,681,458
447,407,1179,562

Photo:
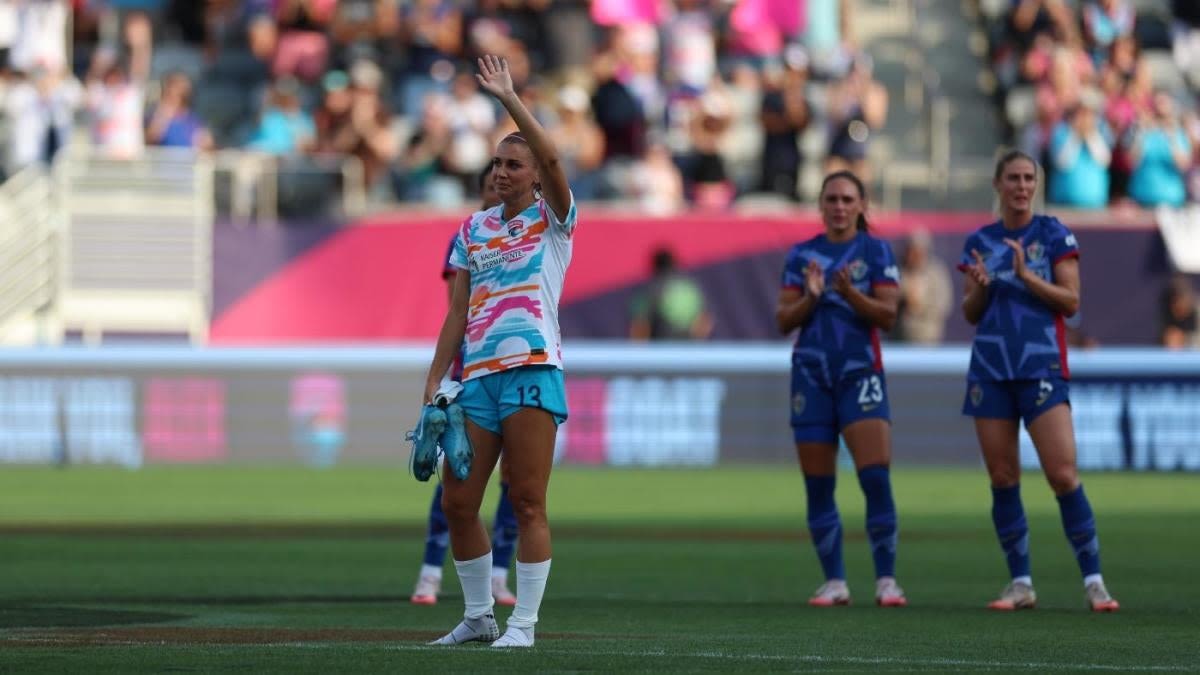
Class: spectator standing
145,72,213,150
629,247,713,341
1126,92,1191,207
759,46,810,200
246,76,315,156
825,54,887,183
894,229,952,345
546,84,606,201
313,59,397,190
4,66,79,173
272,0,336,82
1162,275,1200,349
1048,102,1113,208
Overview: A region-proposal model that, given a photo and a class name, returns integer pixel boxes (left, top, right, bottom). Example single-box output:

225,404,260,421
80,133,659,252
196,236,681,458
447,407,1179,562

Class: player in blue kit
776,171,907,608
959,150,1119,612
410,164,518,608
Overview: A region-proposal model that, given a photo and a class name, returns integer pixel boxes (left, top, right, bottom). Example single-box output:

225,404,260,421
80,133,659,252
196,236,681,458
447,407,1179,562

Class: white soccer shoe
429,613,500,645
491,576,517,607
808,580,851,607
1085,580,1120,613
875,577,908,607
491,625,535,648
988,581,1037,611
410,574,440,606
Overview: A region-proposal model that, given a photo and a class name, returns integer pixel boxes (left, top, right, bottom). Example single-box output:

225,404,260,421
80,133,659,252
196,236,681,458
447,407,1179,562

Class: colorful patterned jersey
781,231,900,385
448,195,577,381
958,214,1080,381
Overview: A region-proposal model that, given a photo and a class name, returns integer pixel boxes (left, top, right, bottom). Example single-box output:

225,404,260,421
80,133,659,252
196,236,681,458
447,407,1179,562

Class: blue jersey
958,214,1079,381
781,231,900,384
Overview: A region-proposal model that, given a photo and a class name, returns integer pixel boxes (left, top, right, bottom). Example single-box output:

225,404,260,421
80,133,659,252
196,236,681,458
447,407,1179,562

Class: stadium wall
0,345,1196,472
209,212,1191,345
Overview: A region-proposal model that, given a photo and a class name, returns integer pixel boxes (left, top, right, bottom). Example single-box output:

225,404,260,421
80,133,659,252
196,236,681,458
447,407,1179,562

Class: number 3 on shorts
518,384,543,408
857,375,883,405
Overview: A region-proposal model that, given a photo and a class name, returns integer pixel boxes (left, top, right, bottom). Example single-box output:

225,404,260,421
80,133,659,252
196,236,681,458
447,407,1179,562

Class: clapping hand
965,249,991,287
1002,239,1029,283
832,267,854,296
804,260,825,298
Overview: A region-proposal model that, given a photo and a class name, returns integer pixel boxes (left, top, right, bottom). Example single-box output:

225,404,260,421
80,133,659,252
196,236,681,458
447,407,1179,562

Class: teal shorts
458,365,568,434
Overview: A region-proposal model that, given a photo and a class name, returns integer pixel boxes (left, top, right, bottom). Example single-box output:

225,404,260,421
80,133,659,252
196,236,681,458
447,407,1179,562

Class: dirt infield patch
2,627,613,647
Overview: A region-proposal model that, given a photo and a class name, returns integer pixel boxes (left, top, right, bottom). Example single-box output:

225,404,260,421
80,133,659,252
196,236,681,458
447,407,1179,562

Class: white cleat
875,577,908,607
429,613,500,645
491,576,517,607
1085,580,1120,613
988,581,1037,611
491,625,535,648
410,574,440,606
808,580,851,607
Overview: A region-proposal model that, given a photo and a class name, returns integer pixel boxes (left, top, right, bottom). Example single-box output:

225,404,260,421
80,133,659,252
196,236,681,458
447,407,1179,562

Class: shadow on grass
0,605,187,629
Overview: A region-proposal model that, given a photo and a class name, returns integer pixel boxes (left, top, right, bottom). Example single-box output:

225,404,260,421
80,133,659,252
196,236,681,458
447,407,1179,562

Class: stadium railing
0,165,58,345
51,144,214,345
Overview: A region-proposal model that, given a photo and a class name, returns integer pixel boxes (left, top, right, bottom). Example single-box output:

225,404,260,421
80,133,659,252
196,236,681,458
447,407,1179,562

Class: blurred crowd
0,0,892,212
981,0,1200,209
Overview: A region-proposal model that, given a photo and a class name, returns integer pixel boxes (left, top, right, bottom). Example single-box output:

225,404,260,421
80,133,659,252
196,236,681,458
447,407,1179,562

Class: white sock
453,552,495,619
491,567,508,584
1083,573,1104,588
508,559,551,629
420,564,443,580
1013,575,1033,587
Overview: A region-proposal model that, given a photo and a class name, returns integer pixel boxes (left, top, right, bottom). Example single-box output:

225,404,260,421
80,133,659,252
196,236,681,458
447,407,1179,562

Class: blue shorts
961,377,1070,426
791,368,891,443
458,365,568,435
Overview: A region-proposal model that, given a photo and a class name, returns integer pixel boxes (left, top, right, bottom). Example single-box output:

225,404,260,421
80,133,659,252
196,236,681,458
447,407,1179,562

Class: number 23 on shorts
856,374,884,409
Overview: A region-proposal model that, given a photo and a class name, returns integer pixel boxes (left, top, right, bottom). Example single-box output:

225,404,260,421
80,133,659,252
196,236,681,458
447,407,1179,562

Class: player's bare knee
507,487,547,526
441,490,482,526
1045,466,1079,495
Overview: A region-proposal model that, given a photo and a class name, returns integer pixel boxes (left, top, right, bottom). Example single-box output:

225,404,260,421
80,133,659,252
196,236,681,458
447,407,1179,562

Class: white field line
5,636,1191,672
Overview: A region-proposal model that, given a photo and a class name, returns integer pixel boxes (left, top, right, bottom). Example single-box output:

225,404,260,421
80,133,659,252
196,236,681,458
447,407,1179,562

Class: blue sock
991,484,1031,579
422,483,450,568
804,474,845,580
857,464,898,579
1057,484,1101,578
490,482,518,572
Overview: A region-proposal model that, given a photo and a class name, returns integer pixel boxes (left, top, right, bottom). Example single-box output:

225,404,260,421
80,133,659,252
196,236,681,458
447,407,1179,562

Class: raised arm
476,55,572,222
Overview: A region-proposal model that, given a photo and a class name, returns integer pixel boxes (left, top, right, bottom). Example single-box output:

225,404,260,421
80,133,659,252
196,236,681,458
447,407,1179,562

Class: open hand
476,54,516,101
965,249,991,287
804,260,825,298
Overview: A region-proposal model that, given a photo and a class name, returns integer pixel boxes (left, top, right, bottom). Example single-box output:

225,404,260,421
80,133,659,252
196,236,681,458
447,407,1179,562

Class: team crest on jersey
969,383,983,407
1026,241,1044,263
792,392,807,415
848,259,868,281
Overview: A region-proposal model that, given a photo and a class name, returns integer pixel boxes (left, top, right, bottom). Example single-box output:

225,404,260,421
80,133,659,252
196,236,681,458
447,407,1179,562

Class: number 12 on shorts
517,384,542,408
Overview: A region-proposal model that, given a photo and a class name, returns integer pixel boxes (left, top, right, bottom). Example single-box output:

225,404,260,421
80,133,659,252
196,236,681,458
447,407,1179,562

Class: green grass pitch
0,467,1197,672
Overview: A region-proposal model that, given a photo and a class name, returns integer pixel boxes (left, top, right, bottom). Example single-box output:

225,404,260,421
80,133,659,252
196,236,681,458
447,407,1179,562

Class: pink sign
142,378,227,463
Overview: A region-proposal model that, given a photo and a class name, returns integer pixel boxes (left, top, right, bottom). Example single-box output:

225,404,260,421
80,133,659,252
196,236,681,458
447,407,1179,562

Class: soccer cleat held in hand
407,404,447,482
440,402,474,481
